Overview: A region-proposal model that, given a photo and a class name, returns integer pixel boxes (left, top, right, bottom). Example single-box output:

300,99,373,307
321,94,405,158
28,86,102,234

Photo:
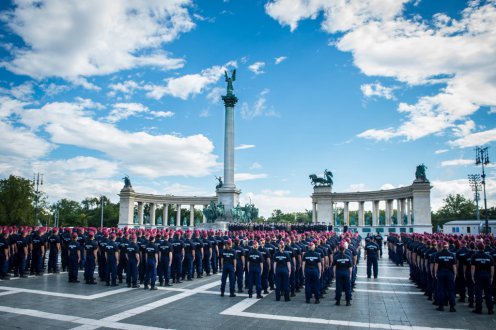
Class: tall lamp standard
33,173,44,227
475,146,490,234
467,174,481,222
100,195,105,230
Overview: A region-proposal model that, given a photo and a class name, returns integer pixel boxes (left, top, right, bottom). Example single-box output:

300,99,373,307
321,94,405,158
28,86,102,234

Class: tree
53,199,85,227
0,175,35,226
432,194,477,230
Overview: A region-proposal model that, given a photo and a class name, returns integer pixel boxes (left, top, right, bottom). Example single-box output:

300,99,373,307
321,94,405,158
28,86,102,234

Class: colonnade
135,202,208,226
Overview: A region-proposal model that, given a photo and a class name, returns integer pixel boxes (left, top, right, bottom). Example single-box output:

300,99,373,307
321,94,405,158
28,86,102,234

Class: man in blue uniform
67,232,81,283
105,233,119,286
117,231,129,284
202,231,212,276
14,229,29,278
47,228,61,273
158,233,172,286
259,238,270,294
471,242,494,314
233,238,245,293
144,235,159,290
364,236,379,278
302,241,322,304
274,240,291,302
30,229,45,276
84,231,98,284
0,229,11,280
182,230,195,281
247,240,264,299
434,241,457,312
333,243,353,306
171,232,184,283
97,231,109,282
220,239,237,297
192,230,203,278
126,234,140,288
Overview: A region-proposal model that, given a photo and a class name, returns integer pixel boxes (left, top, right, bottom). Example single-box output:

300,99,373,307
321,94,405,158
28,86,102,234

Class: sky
0,0,495,217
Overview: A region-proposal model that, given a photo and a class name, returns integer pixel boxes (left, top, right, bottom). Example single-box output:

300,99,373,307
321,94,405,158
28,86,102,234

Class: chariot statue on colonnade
309,169,333,187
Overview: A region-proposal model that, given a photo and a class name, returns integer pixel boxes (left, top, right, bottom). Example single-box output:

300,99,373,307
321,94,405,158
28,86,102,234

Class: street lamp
468,174,481,222
100,195,105,230
475,146,490,234
32,173,44,227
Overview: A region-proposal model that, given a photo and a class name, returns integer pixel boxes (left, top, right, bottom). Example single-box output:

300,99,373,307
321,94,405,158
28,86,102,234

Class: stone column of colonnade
400,199,406,225
138,202,144,225
177,204,181,226
163,204,168,226
372,201,379,226
202,205,207,224
407,198,412,225
312,203,317,224
149,203,156,226
344,202,349,226
385,200,393,226
190,205,195,227
358,201,364,226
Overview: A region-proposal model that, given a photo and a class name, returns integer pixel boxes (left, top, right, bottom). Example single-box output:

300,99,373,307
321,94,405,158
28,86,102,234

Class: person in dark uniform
47,228,61,273
105,233,119,286
171,232,184,283
158,233,172,286
14,229,29,278
302,241,322,304
233,238,245,293
117,231,129,284
67,232,81,283
125,234,140,288
434,241,457,312
202,231,212,276
220,239,237,297
209,230,219,274
61,228,71,272
0,229,11,280
30,229,45,275
394,236,404,266
84,231,98,284
274,240,291,302
259,238,270,294
247,240,263,299
471,242,494,314
183,230,195,281
333,243,353,306
284,237,297,297
144,235,158,290
192,230,203,278
364,236,379,278
375,233,383,258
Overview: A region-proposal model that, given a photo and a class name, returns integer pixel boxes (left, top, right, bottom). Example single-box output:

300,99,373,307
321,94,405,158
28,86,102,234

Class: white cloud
149,110,174,118
274,56,287,64
346,183,367,192
448,128,496,148
2,0,193,82
106,103,149,123
435,149,449,155
441,159,474,167
241,191,310,217
0,121,52,159
18,100,219,178
235,173,268,181
0,82,34,101
145,61,236,100
108,80,140,97
249,162,262,169
241,89,278,119
0,96,26,118
431,178,496,211
266,1,496,144
235,144,256,150
248,61,265,75
360,82,394,100
380,183,395,190
206,86,224,103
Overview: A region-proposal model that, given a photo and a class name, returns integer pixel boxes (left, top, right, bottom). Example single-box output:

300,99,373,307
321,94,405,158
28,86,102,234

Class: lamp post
33,173,44,227
475,146,490,234
467,174,481,222
100,195,104,230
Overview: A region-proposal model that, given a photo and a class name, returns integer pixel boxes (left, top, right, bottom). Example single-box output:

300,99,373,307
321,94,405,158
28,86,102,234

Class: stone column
312,202,317,224
118,187,136,226
372,201,379,226
190,204,195,227
412,181,431,231
176,204,181,226
397,199,401,225
222,96,237,189
407,198,412,225
163,204,168,226
150,203,156,226
358,201,364,226
385,200,392,226
400,199,406,225
344,202,349,226
138,202,144,225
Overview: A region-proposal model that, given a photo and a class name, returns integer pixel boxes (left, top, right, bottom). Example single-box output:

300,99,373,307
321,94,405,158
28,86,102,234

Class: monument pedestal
217,187,240,222
197,221,229,232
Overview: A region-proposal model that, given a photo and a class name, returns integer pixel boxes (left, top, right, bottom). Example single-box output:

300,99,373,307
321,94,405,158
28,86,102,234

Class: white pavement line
357,275,409,280
0,291,17,296
331,287,422,295
220,298,467,330
357,265,405,269
354,281,415,286
157,286,251,297
0,285,133,300
0,306,172,330
102,280,222,323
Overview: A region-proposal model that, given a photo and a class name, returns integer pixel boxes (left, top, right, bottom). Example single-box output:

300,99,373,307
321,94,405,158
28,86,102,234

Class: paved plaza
0,253,494,330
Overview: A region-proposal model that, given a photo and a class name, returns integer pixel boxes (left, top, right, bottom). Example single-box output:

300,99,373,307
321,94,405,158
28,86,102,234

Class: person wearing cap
259,238,270,294
470,242,494,314
67,233,81,283
302,241,322,304
105,233,119,286
220,239,237,297
14,229,29,278
233,238,245,293
455,240,469,302
61,228,71,272
158,233,172,286
182,230,195,281
274,240,291,302
47,228,61,273
202,231,212,276
117,232,129,284
283,237,297,297
170,232,185,283
247,240,264,299
144,235,159,290
97,231,109,282
125,234,140,288
208,230,219,275
364,236,379,279
192,231,204,278
434,241,457,312
333,243,353,306
77,228,86,270
84,232,98,284
0,229,11,280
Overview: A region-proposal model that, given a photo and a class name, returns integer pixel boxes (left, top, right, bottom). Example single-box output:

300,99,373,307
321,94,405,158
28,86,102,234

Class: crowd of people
0,225,494,315
387,232,495,315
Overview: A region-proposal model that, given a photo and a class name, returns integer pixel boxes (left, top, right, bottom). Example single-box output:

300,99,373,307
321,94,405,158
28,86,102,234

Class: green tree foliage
267,209,312,224
431,194,477,231
0,175,35,226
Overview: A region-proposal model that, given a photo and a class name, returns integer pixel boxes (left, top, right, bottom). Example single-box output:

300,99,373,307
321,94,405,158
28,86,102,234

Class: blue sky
0,0,495,217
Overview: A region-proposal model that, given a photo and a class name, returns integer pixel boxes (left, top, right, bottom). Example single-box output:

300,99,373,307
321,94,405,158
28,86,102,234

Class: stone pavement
0,254,495,330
